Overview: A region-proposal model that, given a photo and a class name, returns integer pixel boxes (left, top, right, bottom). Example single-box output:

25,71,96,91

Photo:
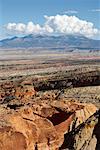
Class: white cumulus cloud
5,15,100,38
44,15,99,38
26,22,41,34
7,23,17,30
7,23,26,33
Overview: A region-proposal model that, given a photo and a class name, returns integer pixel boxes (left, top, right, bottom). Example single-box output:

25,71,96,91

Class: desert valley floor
0,49,100,150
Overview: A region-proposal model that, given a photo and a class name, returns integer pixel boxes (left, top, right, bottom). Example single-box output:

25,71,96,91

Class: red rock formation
0,81,36,103
15,85,36,100
0,100,98,150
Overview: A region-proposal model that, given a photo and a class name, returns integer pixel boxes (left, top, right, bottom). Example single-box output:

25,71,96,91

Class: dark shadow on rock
59,131,75,150
93,109,100,150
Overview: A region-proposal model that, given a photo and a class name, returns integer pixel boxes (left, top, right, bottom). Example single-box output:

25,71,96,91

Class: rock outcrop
0,77,100,150
0,99,99,150
0,81,36,104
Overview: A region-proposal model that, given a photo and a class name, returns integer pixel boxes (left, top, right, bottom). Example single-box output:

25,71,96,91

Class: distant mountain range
0,34,100,50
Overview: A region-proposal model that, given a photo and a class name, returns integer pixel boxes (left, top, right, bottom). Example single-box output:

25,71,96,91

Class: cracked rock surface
0,75,100,150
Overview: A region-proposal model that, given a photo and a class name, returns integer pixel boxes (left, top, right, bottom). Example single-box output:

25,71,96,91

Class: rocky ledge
0,98,100,150
0,79,100,150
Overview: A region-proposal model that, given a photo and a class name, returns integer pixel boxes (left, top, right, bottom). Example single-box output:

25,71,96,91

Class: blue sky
0,0,100,39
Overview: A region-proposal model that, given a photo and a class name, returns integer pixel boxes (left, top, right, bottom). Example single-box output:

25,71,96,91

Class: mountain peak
0,35,100,49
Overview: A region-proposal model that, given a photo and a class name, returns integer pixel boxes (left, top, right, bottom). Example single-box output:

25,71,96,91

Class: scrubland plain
0,49,100,150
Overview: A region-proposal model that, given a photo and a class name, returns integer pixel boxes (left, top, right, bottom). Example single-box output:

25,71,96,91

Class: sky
0,0,100,39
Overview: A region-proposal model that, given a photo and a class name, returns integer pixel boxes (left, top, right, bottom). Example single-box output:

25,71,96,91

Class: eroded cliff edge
0,69,100,150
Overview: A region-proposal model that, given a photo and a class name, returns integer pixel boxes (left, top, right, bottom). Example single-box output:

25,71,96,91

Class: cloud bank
6,15,99,38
